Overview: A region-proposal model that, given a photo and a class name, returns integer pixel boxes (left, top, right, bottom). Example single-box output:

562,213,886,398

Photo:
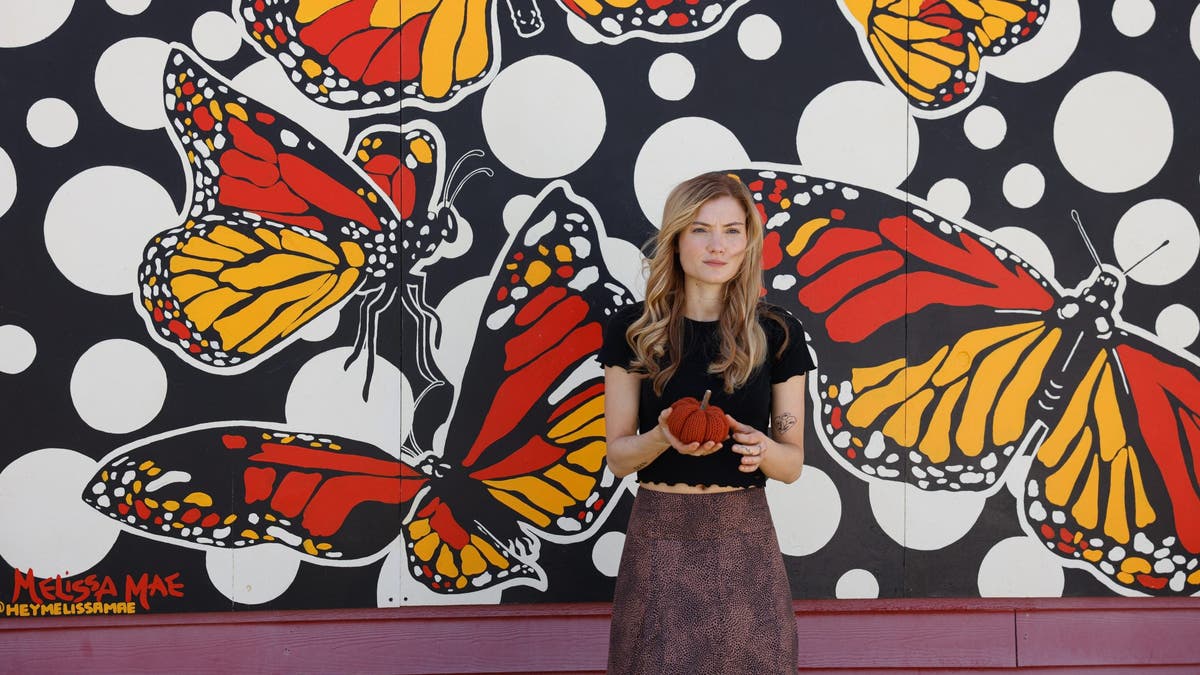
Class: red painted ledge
1,598,1198,673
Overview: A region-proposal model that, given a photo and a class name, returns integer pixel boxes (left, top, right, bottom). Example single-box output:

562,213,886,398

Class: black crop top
598,301,815,488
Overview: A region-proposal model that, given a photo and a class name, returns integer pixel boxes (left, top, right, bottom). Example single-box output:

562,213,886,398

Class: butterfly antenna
1123,239,1172,276
449,167,494,206
1071,210,1104,269
442,149,487,204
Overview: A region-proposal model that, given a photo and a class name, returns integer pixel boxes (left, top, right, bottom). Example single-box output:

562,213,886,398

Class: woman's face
676,195,748,290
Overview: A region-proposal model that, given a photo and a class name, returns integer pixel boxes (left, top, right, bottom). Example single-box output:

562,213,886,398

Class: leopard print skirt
607,487,797,675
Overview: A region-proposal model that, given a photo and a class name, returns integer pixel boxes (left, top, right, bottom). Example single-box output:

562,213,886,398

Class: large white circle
633,117,749,224
1002,163,1046,208
71,339,167,434
648,53,695,101
978,535,1065,597
990,227,1056,279
0,0,73,47
26,98,78,148
44,165,177,296
963,105,1006,150
869,481,985,551
0,145,15,220
1112,0,1155,37
988,0,1080,83
482,56,605,178
1112,199,1199,286
205,545,300,604
107,0,152,14
94,37,171,131
591,530,625,578
192,11,243,61
0,448,120,577
737,14,782,61
1156,304,1200,349
926,178,971,219
796,81,918,190
232,59,350,152
285,347,402,457
0,324,37,374
835,568,880,599
1054,72,1172,194
766,465,841,556
601,236,647,302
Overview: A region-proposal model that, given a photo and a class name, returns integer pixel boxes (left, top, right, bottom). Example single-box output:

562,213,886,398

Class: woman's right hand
657,408,722,456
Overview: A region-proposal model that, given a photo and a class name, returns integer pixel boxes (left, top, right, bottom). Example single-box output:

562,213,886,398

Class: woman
600,172,813,674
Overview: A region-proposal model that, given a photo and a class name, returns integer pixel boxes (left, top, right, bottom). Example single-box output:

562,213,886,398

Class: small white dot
0,145,15,219
835,569,879,599
1112,0,1155,37
0,325,37,374
648,53,695,101
926,178,971,219
1003,163,1045,208
106,0,152,15
591,531,625,578
27,98,78,147
737,14,781,61
963,105,1006,150
192,11,243,61
70,339,167,434
1156,304,1200,349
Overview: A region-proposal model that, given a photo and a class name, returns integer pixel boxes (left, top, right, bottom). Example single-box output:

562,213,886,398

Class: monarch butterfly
838,0,1049,115
90,180,634,595
239,0,751,112
141,48,477,396
734,167,1200,596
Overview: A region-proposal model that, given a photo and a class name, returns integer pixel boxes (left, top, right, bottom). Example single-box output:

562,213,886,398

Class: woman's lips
703,260,727,267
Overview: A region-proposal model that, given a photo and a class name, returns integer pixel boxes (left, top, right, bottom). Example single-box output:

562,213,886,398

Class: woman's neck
683,283,724,321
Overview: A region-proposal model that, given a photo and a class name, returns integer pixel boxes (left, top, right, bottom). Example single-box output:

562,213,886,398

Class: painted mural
0,0,1198,617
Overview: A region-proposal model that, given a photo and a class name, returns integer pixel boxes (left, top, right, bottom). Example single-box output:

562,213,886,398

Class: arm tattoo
633,460,650,472
773,412,797,434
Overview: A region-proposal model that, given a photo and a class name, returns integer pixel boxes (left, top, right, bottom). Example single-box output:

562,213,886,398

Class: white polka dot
963,105,1006,150
978,535,1065,597
1054,72,1172,194
565,12,603,45
766,466,841,557
0,448,120,577
870,481,985,551
106,0,151,15
648,53,695,101
601,236,647,302
285,348,402,457
0,145,15,219
71,339,166,434
502,194,540,235
1002,163,1045,208
44,166,177,296
633,118,750,224
232,59,349,152
989,227,1056,279
592,531,625,578
796,81,918,190
926,178,971,219
988,0,1080,83
295,309,340,343
482,56,605,178
0,325,37,374
835,569,879,599
1112,0,1155,37
0,0,73,48
1004,455,1034,502
191,11,243,61
1192,5,1200,63
206,545,299,605
381,539,503,605
434,277,491,388
737,14,781,60
1156,304,1200,349
94,37,171,131
1113,199,1199,286
26,98,78,148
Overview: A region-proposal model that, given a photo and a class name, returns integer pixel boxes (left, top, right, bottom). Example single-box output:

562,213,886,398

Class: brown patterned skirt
607,487,797,675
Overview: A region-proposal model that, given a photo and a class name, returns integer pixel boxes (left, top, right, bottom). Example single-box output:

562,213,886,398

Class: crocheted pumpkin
666,390,729,445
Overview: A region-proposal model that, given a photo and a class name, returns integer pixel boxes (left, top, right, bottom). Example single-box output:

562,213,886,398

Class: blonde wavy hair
627,172,774,395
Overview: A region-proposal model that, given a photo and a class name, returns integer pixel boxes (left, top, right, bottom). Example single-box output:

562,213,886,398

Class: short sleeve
597,302,642,369
766,308,815,383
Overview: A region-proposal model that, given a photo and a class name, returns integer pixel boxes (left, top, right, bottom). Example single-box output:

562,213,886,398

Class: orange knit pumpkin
666,390,729,445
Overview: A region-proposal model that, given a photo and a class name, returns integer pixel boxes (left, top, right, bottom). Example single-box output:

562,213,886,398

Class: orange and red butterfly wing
558,0,750,41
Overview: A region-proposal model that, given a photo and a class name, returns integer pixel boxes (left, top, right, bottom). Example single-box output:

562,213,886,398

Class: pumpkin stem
700,389,712,410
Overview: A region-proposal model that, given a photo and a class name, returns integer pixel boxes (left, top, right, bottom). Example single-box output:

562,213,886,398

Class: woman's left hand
726,414,769,473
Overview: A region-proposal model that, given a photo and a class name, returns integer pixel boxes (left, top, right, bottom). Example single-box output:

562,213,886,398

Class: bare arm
604,365,721,478
727,373,807,483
